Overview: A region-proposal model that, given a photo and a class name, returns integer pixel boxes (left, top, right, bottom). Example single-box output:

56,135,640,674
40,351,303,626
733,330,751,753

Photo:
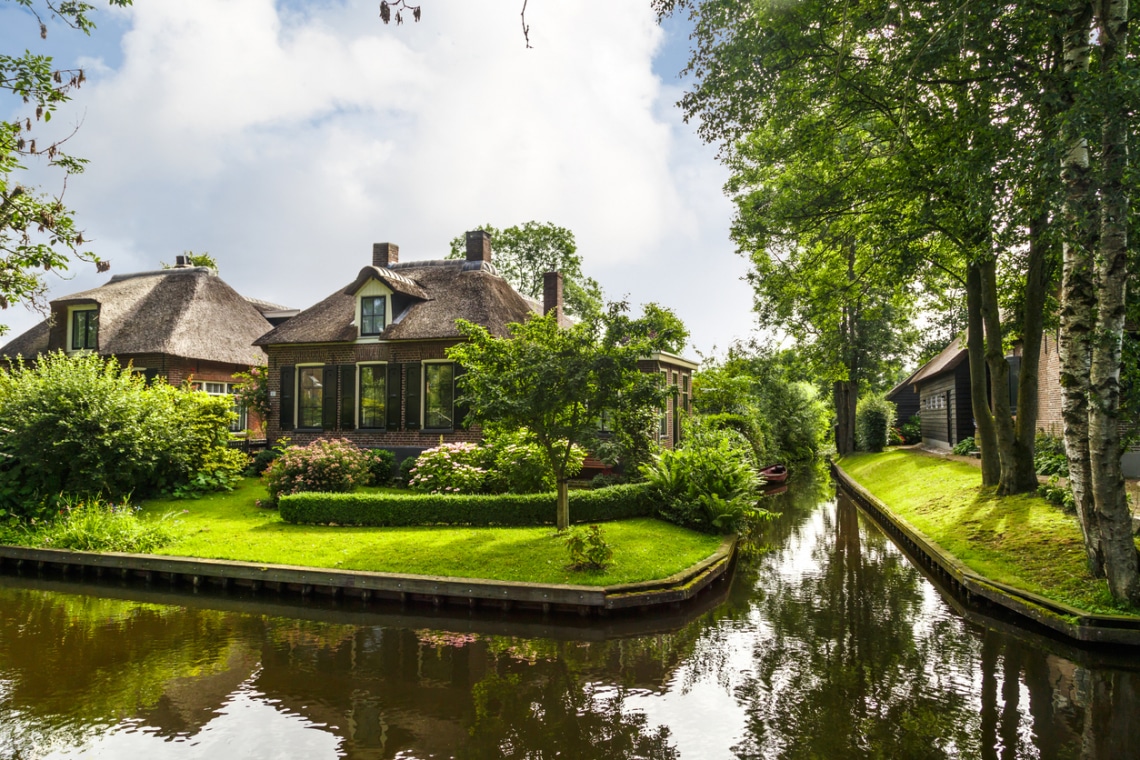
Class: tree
447,222,603,319
447,302,684,530
1,0,129,332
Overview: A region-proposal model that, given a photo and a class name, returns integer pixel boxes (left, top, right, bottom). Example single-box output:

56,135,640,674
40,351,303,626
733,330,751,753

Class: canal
1,473,1138,759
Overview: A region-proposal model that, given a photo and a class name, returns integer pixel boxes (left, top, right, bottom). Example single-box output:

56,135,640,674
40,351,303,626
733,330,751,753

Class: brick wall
266,339,481,451
1034,333,1064,437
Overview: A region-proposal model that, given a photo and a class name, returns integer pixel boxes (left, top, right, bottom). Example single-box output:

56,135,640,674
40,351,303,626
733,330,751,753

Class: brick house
256,232,542,461
255,232,700,463
0,258,290,435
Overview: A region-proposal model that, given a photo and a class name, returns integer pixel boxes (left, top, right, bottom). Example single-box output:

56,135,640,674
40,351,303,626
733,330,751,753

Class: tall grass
11,497,184,553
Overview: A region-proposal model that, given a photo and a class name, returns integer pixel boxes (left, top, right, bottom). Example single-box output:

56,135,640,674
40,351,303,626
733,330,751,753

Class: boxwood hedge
278,483,657,527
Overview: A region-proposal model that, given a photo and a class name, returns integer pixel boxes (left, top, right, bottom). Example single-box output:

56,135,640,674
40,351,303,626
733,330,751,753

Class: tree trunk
966,261,1000,485
1088,0,1139,604
1010,214,1051,494
1058,4,1103,576
556,479,569,531
978,255,1021,494
834,380,857,455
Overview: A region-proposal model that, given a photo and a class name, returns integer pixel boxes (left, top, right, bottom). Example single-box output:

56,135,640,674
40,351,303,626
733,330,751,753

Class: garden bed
137,479,723,587
839,451,1140,616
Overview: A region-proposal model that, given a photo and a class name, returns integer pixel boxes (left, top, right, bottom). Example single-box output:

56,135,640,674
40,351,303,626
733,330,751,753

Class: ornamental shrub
952,436,978,456
364,447,396,486
900,414,922,445
278,483,657,526
407,441,489,494
855,395,895,452
642,427,762,534
0,353,243,520
262,438,370,507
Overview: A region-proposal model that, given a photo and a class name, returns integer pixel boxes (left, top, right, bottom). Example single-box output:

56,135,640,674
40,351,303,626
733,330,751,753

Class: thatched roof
0,267,281,367
255,260,538,346
908,336,968,386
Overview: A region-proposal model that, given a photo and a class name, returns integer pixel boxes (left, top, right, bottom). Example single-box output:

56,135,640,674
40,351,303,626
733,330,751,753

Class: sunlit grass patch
139,479,722,586
840,450,1140,616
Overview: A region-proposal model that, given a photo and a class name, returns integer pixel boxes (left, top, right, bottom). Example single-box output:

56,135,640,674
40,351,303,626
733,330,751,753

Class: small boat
759,464,788,484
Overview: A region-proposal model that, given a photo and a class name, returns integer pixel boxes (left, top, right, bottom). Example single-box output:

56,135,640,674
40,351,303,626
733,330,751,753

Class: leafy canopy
1,0,132,331
447,222,603,319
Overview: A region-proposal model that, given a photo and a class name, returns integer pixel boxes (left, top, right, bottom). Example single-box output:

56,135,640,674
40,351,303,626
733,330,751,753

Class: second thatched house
0,257,292,433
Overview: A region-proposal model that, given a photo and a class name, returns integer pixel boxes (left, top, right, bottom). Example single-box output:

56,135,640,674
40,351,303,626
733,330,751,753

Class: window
681,374,690,413
361,296,386,336
359,364,386,428
424,363,455,430
297,367,324,428
195,381,247,432
71,308,98,351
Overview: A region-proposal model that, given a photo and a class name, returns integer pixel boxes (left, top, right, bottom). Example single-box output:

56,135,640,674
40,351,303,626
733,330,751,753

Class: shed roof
908,336,969,387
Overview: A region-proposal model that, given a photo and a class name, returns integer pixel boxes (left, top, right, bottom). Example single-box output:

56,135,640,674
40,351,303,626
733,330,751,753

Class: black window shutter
142,368,161,385
280,365,295,431
322,365,338,430
453,364,468,429
340,365,356,430
405,363,422,431
386,363,402,430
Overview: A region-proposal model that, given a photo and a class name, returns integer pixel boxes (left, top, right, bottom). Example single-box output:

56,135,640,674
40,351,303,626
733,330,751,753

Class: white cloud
1,0,757,355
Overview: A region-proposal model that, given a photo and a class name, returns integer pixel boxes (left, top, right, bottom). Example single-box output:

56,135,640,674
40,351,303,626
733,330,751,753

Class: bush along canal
1,470,1138,759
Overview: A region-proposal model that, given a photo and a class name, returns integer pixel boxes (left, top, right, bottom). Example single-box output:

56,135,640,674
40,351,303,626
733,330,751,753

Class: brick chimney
373,242,398,268
543,271,564,323
465,230,492,263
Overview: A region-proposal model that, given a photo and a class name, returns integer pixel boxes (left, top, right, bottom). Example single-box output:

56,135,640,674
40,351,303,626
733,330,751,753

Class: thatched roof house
0,259,290,433
258,233,566,457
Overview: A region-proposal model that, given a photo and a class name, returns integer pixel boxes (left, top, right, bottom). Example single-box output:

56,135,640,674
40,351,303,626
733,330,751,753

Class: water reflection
0,473,1137,759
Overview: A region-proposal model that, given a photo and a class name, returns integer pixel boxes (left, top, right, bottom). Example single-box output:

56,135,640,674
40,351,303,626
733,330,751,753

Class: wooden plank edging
832,461,1140,647
0,534,736,615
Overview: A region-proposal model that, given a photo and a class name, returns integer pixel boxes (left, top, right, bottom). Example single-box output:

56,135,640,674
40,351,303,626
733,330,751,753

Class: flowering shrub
484,429,584,495
262,439,371,507
407,442,488,494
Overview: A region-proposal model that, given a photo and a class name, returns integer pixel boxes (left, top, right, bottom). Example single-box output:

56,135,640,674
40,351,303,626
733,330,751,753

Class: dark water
2,475,1139,759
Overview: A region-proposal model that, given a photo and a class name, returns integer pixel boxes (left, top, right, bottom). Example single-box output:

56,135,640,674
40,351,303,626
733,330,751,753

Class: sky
1,0,758,358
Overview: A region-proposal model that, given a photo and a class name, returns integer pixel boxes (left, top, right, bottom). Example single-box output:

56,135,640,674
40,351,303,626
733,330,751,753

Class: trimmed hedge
278,483,658,527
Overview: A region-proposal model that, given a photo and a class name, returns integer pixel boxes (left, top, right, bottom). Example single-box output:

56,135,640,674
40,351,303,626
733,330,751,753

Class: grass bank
839,450,1140,616
139,479,722,587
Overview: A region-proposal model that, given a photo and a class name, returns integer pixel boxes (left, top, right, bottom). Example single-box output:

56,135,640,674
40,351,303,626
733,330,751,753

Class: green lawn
140,479,723,587
839,450,1140,616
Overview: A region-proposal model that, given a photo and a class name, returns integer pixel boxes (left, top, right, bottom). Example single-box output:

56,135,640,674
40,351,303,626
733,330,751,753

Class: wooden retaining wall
832,462,1140,647
0,536,736,617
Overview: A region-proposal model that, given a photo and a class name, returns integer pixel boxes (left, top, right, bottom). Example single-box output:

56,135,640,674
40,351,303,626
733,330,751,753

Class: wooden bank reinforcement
832,462,1140,647
0,535,736,617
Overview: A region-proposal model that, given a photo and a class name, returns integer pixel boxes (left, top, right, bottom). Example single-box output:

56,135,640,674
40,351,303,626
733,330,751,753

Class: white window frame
295,363,325,430
421,359,456,431
354,280,394,341
192,381,247,433
357,361,388,430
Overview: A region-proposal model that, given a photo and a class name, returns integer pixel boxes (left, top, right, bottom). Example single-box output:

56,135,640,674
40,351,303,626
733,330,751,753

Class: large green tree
447,302,685,530
447,222,603,318
1,0,127,331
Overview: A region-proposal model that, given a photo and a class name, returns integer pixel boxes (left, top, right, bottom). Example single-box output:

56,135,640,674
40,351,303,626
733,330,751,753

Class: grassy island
839,450,1140,616
139,480,723,587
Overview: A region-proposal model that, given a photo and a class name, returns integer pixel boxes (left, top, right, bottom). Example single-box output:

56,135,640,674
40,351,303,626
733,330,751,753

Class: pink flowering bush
262,439,370,507
407,442,488,495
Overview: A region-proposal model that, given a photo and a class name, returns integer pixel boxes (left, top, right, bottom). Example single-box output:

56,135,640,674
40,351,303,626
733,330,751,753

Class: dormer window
70,307,98,351
361,295,387,336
